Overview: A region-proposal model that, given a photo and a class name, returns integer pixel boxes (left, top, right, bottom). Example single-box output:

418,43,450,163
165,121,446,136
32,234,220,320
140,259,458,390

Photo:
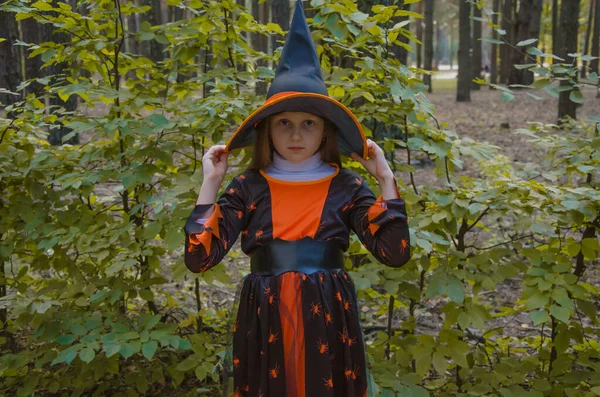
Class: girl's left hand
350,139,394,182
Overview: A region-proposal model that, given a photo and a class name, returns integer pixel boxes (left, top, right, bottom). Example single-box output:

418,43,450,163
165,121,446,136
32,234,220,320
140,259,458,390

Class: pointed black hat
225,0,367,159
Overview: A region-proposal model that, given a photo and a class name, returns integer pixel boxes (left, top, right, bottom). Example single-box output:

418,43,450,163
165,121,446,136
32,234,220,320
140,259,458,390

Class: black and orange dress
183,150,411,397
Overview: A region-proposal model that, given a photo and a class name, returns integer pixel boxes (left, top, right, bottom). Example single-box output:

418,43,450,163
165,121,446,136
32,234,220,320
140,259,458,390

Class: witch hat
224,0,368,159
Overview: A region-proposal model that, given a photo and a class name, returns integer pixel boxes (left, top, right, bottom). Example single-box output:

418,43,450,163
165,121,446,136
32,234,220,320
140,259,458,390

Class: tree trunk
423,0,434,93
557,0,581,122
271,0,290,53
457,0,471,102
471,3,482,90
490,0,500,86
391,0,409,66
508,0,543,86
39,14,79,145
500,0,513,84
581,0,595,78
253,0,269,96
591,0,600,97
450,19,454,70
552,0,559,55
416,1,423,69
434,18,442,70
0,11,22,110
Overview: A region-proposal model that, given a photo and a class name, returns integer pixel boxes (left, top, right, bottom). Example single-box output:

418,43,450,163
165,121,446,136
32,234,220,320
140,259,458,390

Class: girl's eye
305,120,314,127
278,119,289,126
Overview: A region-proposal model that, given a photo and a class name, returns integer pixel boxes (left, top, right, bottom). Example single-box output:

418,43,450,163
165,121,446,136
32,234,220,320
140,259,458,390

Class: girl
183,2,411,396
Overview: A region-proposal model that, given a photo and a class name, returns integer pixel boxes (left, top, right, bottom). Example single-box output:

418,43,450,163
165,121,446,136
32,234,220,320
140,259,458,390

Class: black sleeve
183,176,246,273
346,174,411,267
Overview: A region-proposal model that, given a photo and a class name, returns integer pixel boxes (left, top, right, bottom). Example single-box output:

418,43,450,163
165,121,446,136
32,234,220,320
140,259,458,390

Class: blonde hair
245,114,342,173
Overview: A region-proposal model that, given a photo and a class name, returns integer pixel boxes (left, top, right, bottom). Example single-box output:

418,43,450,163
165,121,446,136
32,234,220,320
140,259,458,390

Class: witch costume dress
183,2,411,396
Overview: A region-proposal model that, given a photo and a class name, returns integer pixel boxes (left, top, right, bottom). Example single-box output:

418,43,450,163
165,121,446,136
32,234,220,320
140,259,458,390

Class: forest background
0,0,599,396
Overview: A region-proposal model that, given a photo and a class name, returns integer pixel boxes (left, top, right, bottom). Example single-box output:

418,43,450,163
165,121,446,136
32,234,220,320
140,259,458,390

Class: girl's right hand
202,145,229,183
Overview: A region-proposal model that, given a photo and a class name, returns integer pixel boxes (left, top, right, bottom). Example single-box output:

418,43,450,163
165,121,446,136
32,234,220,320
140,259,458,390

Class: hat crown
266,1,328,98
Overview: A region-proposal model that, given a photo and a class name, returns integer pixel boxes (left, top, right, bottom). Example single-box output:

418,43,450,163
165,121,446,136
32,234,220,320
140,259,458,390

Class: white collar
272,149,324,172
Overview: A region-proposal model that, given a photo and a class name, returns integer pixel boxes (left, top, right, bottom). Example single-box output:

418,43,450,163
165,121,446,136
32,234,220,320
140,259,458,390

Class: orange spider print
233,356,240,368
343,300,351,312
323,375,334,390
310,302,321,317
242,229,249,237
316,338,328,354
268,329,279,343
400,238,409,254
338,327,349,344
263,286,270,295
257,306,261,316
380,247,386,258
301,273,307,281
342,273,348,280
335,291,342,301
319,273,324,284
345,365,359,380
355,177,362,185
232,389,242,397
268,294,276,305
347,335,358,347
227,187,240,195
324,311,333,325
241,385,249,392
247,201,257,212
223,239,230,250
235,210,243,219
317,220,326,232
255,229,264,240
342,203,350,212
269,363,280,379
238,174,246,180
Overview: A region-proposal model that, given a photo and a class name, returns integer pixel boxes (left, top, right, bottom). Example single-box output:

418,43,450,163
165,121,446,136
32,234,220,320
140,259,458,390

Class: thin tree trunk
457,0,472,102
253,0,269,96
509,0,542,86
0,11,22,110
471,3,482,90
500,0,513,84
557,0,581,122
490,0,500,86
552,0,559,55
450,19,454,70
582,0,595,78
392,0,409,66
416,1,423,69
591,0,600,96
423,0,434,93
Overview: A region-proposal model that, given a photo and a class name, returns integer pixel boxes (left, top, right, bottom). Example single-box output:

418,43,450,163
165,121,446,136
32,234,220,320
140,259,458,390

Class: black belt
250,237,345,275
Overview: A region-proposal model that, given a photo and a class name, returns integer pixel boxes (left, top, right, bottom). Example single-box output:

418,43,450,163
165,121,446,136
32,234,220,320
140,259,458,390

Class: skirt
223,270,371,397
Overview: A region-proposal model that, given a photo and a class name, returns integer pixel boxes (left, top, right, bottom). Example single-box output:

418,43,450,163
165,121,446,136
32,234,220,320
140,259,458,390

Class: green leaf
56,334,76,345
79,347,96,363
32,1,53,11
569,90,584,104
530,310,549,325
549,304,570,323
142,341,158,360
103,343,121,358
524,293,549,310
119,343,136,359
176,355,198,371
446,276,464,303
149,114,169,126
516,38,538,47
432,351,446,375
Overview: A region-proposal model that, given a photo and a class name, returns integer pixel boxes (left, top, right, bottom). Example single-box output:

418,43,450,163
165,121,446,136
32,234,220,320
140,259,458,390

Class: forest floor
187,83,600,349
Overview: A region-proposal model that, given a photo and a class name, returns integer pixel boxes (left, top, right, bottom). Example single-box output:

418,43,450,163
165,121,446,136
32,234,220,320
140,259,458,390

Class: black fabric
250,237,344,275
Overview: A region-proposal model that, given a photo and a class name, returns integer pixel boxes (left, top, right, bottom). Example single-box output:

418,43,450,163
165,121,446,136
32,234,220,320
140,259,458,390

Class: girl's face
269,112,325,162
